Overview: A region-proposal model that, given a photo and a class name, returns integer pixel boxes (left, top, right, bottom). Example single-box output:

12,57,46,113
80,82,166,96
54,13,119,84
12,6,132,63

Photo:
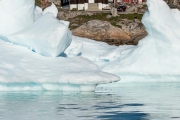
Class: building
114,0,146,4
41,0,70,7
61,0,69,6
70,0,109,11
47,0,61,5
40,0,109,10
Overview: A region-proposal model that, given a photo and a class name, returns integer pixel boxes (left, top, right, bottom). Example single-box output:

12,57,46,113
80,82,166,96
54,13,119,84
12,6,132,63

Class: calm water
0,82,180,120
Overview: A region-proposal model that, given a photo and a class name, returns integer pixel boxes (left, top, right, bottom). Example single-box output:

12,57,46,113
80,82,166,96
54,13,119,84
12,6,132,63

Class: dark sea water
0,82,180,120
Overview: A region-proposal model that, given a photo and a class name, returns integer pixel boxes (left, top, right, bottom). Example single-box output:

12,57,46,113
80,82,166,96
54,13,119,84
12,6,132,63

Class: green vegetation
110,21,122,28
119,14,143,20
71,8,78,11
141,4,147,9
35,0,41,7
69,13,143,30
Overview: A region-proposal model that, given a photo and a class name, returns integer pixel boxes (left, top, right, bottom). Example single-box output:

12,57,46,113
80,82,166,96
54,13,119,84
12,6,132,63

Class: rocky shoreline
58,10,147,45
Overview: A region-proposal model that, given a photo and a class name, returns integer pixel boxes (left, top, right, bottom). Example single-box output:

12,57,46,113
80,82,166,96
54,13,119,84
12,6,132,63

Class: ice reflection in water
0,82,180,120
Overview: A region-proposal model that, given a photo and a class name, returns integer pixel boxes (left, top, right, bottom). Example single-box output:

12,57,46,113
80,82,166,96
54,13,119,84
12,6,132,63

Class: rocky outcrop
72,20,131,46
116,19,147,45
58,11,94,20
121,32,147,45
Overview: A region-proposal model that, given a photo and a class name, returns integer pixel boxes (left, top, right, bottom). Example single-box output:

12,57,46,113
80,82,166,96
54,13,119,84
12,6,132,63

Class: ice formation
34,6,43,21
0,0,34,36
0,0,119,91
101,0,180,82
7,13,72,57
0,0,180,91
66,0,180,82
0,39,119,91
43,3,58,17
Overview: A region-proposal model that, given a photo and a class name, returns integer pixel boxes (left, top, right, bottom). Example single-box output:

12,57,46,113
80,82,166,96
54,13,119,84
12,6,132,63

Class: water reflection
56,93,148,120
0,83,180,120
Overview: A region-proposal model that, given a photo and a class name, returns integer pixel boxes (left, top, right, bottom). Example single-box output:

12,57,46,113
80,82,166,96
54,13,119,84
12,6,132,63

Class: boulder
72,20,130,45
111,7,118,17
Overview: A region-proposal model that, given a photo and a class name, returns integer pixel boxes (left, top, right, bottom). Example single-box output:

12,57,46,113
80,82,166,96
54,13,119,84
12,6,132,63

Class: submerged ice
0,0,180,91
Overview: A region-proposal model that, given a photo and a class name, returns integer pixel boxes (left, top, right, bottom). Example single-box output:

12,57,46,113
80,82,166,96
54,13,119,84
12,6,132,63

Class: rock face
116,19,147,45
72,20,131,45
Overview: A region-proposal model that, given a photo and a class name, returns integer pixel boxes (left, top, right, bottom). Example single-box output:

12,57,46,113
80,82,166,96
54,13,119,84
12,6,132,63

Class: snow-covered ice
0,39,119,91
43,3,58,17
0,0,34,36
34,6,43,21
0,0,119,91
0,0,180,91
7,13,72,57
101,0,180,82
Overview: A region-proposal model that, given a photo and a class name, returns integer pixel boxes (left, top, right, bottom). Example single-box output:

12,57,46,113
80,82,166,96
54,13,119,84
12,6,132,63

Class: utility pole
114,0,115,8
69,0,71,10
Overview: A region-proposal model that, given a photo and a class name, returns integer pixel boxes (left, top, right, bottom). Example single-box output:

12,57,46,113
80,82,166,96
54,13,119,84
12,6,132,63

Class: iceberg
34,6,43,21
7,13,72,57
0,0,34,36
0,39,119,91
66,0,180,82
0,0,119,91
101,0,180,82
0,0,180,92
43,3,58,17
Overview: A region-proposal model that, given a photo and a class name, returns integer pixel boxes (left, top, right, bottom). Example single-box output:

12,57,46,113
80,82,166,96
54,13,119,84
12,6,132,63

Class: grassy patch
110,21,122,28
71,8,78,11
35,0,41,7
119,14,143,20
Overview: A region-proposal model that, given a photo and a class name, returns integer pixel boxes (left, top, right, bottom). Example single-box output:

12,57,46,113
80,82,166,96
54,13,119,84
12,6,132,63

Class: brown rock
71,20,131,45
122,31,147,45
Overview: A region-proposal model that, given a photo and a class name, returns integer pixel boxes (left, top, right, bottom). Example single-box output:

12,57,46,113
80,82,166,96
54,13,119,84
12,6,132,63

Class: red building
114,0,146,4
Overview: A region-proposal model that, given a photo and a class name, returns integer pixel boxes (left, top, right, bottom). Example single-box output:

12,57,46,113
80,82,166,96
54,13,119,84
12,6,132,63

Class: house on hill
40,0,109,11
70,0,109,11
41,0,69,7
114,0,146,4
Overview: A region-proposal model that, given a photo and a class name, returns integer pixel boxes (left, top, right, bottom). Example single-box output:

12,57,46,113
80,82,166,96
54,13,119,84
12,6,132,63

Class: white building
70,0,109,11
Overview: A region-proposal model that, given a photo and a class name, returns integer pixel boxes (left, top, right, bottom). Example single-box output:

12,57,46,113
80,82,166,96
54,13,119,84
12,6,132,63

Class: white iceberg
0,0,34,36
0,39,119,91
7,13,72,57
0,0,180,92
101,0,180,82
43,3,58,17
34,6,43,21
66,0,180,82
0,0,119,91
